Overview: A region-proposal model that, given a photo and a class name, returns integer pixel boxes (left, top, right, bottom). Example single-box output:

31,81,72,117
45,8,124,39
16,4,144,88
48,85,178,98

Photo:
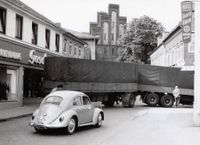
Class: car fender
92,108,104,124
52,109,78,127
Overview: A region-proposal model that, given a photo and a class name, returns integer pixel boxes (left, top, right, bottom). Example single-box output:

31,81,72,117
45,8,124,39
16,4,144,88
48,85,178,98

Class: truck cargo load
43,57,194,107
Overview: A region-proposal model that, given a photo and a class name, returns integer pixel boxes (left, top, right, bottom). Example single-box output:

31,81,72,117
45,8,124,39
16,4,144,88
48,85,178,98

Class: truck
43,57,194,108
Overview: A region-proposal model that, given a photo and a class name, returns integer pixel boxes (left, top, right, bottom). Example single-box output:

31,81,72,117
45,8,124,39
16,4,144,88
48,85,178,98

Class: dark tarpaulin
44,57,194,89
44,57,137,83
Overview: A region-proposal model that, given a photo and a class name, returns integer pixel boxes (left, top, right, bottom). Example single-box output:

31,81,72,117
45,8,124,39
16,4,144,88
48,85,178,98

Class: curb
0,113,32,123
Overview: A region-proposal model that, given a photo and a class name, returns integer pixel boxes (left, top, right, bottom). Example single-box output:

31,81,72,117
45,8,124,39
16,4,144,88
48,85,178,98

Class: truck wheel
122,93,135,108
104,94,115,107
146,93,159,106
160,95,174,107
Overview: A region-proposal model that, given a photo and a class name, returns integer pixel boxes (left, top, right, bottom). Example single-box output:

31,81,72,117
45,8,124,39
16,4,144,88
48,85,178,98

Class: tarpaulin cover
137,64,194,89
44,57,138,83
44,57,194,89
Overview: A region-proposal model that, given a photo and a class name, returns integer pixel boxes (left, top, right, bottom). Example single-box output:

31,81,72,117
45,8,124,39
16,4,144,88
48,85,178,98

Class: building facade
0,0,88,109
150,23,194,71
64,29,99,60
90,4,126,61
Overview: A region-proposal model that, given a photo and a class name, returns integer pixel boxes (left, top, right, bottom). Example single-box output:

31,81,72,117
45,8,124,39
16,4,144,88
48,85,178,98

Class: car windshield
44,96,63,105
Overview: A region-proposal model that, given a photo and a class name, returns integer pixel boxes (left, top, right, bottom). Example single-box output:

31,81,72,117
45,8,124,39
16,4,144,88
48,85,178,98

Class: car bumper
29,122,65,129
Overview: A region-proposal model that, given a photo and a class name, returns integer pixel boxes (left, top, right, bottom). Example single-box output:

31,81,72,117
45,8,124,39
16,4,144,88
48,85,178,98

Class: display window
0,66,17,101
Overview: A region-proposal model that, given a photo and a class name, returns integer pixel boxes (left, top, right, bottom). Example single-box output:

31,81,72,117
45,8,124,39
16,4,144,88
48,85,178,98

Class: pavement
0,98,42,122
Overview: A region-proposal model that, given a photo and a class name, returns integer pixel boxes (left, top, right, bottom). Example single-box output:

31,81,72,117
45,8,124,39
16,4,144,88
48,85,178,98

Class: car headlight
59,116,64,122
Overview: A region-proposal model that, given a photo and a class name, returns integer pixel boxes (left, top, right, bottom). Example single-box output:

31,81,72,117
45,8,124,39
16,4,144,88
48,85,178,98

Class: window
73,96,82,106
0,7,6,34
15,14,23,39
112,48,114,55
32,22,38,45
82,96,90,105
111,34,114,41
78,46,81,56
55,34,60,52
69,42,72,54
63,42,67,52
45,29,50,49
44,96,63,106
74,45,77,55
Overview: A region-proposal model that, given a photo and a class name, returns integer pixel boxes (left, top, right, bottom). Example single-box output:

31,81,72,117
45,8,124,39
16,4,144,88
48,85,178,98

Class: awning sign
181,1,193,43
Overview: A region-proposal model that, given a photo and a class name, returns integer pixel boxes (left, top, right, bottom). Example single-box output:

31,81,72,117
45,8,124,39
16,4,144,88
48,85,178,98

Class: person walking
173,85,181,108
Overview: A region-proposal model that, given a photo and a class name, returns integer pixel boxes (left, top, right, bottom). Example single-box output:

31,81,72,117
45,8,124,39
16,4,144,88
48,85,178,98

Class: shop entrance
23,68,44,98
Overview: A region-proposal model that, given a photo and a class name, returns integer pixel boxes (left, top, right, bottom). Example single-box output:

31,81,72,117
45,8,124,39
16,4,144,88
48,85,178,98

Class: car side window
82,96,90,105
73,96,82,106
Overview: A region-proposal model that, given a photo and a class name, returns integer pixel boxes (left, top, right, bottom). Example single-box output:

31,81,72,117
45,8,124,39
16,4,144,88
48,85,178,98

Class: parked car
30,90,104,134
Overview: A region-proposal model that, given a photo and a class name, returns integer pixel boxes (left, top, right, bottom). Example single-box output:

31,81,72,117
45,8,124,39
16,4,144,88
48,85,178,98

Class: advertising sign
181,1,193,43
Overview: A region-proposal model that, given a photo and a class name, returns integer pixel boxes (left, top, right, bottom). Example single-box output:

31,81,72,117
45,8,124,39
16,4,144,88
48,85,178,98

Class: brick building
90,4,127,61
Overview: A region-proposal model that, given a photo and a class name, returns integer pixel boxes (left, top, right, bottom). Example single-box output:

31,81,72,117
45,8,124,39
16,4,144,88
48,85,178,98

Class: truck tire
104,94,115,107
146,93,159,106
160,94,174,107
122,93,135,108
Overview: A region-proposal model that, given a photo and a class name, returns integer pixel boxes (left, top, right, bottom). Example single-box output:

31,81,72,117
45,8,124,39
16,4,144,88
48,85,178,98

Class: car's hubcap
97,114,102,126
68,119,75,133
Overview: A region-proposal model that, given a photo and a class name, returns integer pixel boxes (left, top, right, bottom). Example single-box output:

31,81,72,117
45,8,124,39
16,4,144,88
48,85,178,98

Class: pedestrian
173,85,181,108
0,82,9,100
51,84,63,92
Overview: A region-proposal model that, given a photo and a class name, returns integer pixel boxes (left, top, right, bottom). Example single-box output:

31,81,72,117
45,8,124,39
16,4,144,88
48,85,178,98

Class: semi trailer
43,57,194,107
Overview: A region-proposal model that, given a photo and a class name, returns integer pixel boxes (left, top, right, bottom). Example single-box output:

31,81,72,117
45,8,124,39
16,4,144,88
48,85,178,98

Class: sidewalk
100,107,200,145
0,98,42,122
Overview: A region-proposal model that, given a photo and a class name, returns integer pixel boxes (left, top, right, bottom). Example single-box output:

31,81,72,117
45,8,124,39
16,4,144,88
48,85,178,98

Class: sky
20,0,184,33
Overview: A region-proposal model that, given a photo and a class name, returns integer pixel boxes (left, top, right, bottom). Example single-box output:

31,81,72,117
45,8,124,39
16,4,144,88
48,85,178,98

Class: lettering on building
0,48,22,60
29,50,47,65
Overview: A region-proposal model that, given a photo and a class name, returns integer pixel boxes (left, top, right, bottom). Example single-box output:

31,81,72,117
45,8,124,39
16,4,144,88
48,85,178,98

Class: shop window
0,67,17,101
15,14,23,40
32,22,38,45
55,34,60,52
45,29,50,49
0,6,6,34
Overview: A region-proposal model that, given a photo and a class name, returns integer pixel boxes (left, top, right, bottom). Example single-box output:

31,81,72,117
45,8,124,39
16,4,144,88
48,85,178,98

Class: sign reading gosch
181,1,193,43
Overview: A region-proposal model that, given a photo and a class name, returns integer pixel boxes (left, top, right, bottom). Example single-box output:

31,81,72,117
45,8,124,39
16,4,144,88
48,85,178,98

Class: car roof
47,90,86,99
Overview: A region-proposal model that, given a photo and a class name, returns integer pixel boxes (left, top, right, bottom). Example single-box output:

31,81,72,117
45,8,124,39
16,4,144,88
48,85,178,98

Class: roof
3,0,87,45
65,29,99,40
49,90,85,99
4,0,59,29
150,22,182,55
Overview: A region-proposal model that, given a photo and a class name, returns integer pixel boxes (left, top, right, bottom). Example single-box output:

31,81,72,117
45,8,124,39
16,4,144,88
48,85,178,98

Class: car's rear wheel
95,113,103,128
66,117,76,135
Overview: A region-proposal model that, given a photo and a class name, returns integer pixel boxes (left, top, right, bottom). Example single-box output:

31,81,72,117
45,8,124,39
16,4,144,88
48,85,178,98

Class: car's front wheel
66,117,76,135
95,113,103,128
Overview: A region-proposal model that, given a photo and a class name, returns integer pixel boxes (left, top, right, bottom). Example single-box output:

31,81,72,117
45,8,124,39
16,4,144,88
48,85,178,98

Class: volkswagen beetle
30,90,104,134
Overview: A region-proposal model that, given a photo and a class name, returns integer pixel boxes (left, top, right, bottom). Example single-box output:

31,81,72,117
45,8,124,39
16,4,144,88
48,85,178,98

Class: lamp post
193,0,200,126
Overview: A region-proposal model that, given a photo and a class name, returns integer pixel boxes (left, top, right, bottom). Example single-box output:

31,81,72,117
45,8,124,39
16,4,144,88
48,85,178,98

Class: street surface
0,101,199,145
